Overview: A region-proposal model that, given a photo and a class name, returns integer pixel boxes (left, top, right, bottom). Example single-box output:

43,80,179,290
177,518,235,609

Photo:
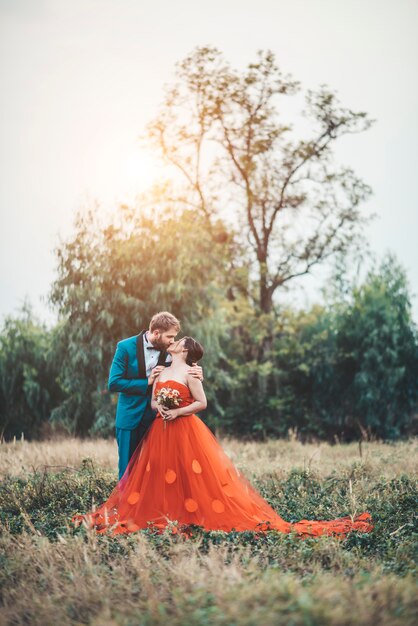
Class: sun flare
119,147,160,193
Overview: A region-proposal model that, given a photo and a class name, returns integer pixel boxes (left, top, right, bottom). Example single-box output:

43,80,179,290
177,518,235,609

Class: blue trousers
116,416,154,479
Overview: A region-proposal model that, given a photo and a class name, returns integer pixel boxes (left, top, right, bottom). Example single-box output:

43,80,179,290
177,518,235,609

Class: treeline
0,208,417,443
1,48,417,442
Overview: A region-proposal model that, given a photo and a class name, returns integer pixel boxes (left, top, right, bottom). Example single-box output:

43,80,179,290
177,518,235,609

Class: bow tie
147,346,159,351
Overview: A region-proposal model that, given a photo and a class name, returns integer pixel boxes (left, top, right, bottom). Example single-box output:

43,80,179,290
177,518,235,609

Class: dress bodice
154,379,194,410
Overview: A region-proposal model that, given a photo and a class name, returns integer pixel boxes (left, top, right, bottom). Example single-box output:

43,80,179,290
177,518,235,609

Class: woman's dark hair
183,336,204,366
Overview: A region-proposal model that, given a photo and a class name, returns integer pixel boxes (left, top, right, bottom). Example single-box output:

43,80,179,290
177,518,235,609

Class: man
108,311,203,479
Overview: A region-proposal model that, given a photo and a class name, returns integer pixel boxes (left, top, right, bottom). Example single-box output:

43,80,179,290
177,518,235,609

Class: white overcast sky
0,0,417,326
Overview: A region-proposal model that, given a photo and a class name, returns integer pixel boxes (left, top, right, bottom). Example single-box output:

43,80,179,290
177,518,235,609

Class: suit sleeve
108,342,149,396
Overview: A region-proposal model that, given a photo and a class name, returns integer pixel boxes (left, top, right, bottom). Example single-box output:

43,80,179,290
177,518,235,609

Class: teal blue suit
108,330,168,479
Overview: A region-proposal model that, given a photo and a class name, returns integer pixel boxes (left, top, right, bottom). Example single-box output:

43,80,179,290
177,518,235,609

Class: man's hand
148,366,165,386
188,363,204,382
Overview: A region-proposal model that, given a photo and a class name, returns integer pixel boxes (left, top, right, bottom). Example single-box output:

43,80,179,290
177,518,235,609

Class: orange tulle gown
73,380,373,537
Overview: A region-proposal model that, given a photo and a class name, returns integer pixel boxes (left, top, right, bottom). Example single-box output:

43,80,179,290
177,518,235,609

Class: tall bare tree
147,46,376,318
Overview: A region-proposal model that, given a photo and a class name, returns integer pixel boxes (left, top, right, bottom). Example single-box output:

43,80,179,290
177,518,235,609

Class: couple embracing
74,311,373,537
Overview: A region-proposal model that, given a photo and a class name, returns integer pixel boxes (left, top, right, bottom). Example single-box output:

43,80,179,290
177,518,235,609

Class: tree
49,205,233,435
146,46,376,355
0,303,63,440
272,253,418,441
334,253,418,439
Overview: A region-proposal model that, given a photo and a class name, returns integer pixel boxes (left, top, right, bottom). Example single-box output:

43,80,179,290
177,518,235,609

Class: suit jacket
108,330,167,430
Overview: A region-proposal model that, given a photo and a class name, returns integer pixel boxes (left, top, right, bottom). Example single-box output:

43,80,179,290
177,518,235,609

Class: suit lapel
137,330,169,379
136,330,147,379
157,349,167,366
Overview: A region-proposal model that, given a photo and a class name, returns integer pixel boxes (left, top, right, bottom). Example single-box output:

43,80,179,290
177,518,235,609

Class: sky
0,0,417,326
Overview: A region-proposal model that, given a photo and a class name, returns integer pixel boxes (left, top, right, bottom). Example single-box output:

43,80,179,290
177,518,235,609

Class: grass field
0,437,417,625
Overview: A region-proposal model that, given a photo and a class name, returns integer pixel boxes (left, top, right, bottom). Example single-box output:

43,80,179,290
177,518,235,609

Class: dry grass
1,436,416,480
1,529,416,626
0,436,118,477
0,437,416,626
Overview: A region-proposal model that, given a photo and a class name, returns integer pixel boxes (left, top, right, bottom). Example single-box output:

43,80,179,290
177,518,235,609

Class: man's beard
152,339,168,352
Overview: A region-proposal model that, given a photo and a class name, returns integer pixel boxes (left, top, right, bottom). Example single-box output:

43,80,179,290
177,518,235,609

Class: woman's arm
162,376,207,421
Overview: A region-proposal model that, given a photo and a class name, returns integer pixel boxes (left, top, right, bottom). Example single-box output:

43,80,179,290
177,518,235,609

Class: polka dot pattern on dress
212,499,225,513
165,469,177,484
127,492,140,505
185,498,198,512
192,459,202,473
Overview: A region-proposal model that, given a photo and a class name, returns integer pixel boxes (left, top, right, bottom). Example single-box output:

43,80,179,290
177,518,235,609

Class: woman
73,337,373,536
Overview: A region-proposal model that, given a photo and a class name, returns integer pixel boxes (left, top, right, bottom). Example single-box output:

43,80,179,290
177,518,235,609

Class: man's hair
183,336,204,366
149,311,181,333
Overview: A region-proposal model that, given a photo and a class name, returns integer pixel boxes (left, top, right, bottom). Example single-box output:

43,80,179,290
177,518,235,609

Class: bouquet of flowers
155,387,181,429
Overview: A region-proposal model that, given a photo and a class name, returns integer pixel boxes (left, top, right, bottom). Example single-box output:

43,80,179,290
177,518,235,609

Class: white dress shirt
143,331,172,378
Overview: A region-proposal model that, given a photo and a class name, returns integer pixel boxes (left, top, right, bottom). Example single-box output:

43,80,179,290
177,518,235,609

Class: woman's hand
160,407,181,421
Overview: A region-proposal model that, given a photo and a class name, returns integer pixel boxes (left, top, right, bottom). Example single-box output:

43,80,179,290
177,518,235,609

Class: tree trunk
258,259,275,362
259,261,273,315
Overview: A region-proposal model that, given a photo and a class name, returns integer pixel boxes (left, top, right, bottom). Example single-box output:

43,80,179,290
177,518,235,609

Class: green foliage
0,304,64,440
2,206,417,442
147,46,375,315
0,460,416,576
49,206,232,435
0,443,416,626
218,253,418,441
0,459,116,538
3,50,415,442
334,254,418,439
